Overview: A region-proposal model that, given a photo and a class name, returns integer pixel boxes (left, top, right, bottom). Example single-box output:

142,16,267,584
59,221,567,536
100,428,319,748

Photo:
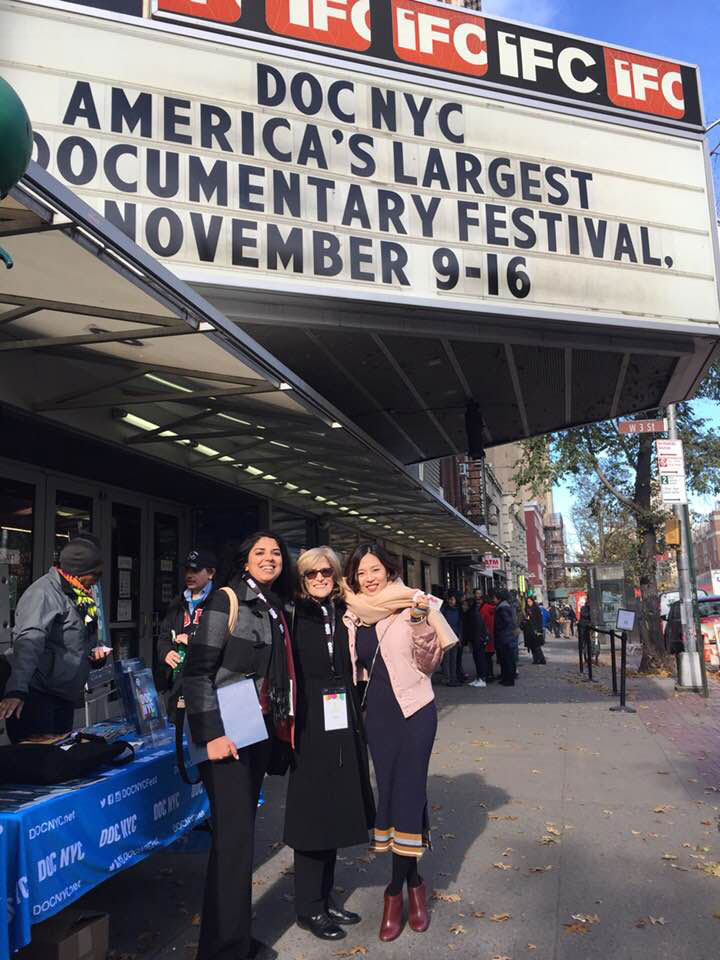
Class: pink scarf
342,579,458,650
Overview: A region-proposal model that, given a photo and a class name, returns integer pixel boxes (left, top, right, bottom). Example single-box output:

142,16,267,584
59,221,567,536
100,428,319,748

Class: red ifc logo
267,0,371,51
392,0,488,77
156,0,242,24
604,48,685,119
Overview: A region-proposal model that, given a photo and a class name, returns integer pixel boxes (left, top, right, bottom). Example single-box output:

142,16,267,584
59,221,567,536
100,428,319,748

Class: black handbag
0,732,134,786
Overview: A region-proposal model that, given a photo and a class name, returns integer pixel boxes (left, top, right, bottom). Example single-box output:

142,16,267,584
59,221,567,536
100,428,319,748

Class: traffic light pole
667,404,708,697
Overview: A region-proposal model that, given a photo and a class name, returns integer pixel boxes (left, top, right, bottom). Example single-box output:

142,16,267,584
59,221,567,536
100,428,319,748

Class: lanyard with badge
319,600,349,733
244,573,293,717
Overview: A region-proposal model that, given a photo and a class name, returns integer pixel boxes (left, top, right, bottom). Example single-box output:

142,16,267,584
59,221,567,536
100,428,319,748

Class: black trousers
294,848,337,916
470,640,487,681
197,738,272,960
485,651,495,680
530,644,547,664
496,643,516,684
6,689,74,743
456,642,467,681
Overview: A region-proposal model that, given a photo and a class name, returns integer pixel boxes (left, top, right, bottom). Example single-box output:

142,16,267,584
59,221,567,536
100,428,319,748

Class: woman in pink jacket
343,544,454,943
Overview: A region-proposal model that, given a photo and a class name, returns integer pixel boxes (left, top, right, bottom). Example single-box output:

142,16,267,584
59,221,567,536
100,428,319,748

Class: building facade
693,503,720,594
545,512,567,592
523,502,547,602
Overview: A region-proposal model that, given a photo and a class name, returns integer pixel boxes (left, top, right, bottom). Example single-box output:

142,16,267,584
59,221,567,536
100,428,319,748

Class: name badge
322,686,348,732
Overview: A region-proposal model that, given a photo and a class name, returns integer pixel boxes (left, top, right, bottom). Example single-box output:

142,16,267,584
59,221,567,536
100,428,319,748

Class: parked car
664,596,720,669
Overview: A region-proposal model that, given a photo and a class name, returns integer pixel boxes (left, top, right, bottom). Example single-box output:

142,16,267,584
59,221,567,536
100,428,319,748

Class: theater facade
1,0,719,666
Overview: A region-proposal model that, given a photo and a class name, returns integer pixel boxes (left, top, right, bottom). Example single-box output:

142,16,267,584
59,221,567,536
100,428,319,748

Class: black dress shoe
327,898,362,925
297,913,347,940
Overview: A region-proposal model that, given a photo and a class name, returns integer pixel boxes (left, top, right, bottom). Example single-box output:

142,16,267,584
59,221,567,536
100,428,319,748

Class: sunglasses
303,567,334,580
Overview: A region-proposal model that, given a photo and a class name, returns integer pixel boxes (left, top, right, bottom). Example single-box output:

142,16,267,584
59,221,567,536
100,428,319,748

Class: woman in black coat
284,547,375,942
523,597,547,664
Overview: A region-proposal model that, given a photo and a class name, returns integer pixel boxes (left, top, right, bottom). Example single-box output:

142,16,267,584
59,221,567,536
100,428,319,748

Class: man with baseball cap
0,534,107,742
157,547,217,713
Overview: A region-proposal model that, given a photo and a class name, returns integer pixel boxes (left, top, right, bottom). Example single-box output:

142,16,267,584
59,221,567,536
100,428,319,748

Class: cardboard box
19,910,109,960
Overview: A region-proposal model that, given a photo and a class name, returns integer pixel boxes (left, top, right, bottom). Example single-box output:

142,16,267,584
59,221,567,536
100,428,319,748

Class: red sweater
480,603,496,654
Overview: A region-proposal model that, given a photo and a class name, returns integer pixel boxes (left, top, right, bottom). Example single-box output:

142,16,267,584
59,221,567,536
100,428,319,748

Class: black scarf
242,573,291,727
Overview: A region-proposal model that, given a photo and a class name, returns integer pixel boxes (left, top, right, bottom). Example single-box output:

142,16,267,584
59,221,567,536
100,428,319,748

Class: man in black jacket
156,548,217,702
0,535,106,742
494,589,518,686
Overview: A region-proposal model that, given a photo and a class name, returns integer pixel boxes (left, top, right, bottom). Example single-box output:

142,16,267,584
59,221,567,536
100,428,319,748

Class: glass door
152,511,182,672
101,498,143,661
0,474,38,650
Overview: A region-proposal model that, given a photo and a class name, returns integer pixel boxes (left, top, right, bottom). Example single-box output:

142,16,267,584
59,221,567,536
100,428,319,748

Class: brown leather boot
379,887,404,941
407,880,429,932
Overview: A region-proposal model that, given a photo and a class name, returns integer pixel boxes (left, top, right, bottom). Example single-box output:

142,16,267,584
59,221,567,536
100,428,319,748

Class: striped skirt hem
370,826,430,858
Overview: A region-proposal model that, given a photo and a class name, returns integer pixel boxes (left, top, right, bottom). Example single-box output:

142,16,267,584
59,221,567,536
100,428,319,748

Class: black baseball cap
184,548,217,571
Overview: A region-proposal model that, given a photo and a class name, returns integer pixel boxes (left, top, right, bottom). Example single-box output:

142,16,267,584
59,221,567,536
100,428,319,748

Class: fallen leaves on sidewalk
538,835,559,845
432,891,462,902
545,824,562,836
636,916,667,927
489,814,519,821
661,853,678,861
335,947,368,957
529,865,553,873
490,913,512,922
653,804,674,813
449,924,466,936
563,914,599,935
493,862,513,870
703,862,720,877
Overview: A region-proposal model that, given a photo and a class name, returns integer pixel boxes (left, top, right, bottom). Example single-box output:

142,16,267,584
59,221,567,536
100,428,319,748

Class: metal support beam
564,347,573,423
33,369,146,410
45,383,277,411
305,330,427,461
505,344,530,437
372,334,460,454
610,354,631,418
0,324,192,352
0,294,183,327
0,305,39,326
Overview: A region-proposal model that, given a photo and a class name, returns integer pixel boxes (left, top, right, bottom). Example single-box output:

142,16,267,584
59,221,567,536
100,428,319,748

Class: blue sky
483,0,720,555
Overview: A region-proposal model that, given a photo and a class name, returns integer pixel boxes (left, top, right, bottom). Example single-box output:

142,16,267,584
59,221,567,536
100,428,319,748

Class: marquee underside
197,284,719,464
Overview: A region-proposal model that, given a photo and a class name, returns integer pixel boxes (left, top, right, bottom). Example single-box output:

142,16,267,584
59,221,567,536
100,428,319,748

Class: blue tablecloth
0,738,209,960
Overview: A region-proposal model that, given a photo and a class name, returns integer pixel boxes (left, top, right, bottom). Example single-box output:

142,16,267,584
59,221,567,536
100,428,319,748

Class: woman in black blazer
284,546,375,942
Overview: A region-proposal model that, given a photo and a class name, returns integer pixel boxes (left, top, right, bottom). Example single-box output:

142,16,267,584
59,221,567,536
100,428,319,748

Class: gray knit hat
60,536,103,576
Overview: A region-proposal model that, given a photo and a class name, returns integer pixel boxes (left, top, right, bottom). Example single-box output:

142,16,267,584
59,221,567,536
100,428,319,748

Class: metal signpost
665,404,708,696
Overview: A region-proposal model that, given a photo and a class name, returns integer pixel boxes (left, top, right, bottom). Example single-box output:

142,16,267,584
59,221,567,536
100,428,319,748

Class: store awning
0,161,503,559
196,285,720,465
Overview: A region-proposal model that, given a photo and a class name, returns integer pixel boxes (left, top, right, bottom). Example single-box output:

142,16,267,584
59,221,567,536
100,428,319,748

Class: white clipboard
184,678,268,765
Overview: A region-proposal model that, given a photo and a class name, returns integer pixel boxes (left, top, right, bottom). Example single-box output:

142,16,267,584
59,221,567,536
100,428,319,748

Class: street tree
513,398,720,673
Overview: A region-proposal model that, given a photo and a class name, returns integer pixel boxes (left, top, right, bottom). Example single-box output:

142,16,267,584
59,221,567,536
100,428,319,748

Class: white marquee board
2,1,720,331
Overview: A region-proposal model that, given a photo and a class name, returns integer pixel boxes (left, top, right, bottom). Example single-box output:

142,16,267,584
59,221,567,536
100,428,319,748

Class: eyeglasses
304,568,334,581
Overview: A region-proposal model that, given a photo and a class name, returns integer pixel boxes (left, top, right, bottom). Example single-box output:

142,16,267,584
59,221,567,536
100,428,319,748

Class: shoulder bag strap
220,586,239,634
360,615,398,709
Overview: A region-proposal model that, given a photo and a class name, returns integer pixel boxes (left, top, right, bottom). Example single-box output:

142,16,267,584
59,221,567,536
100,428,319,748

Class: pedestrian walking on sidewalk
183,531,296,960
566,603,577,636
343,544,457,942
523,597,547,664
494,590,518,685
441,592,463,686
285,547,375,942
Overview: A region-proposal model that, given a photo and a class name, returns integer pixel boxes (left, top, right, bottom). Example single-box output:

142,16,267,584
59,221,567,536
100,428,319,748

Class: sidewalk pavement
78,636,720,960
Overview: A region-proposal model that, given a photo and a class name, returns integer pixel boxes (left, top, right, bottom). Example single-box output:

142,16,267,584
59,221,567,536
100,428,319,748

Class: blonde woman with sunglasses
284,547,375,943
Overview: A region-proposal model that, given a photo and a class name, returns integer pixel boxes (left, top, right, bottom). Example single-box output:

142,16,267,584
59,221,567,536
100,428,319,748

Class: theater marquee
2,0,719,330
